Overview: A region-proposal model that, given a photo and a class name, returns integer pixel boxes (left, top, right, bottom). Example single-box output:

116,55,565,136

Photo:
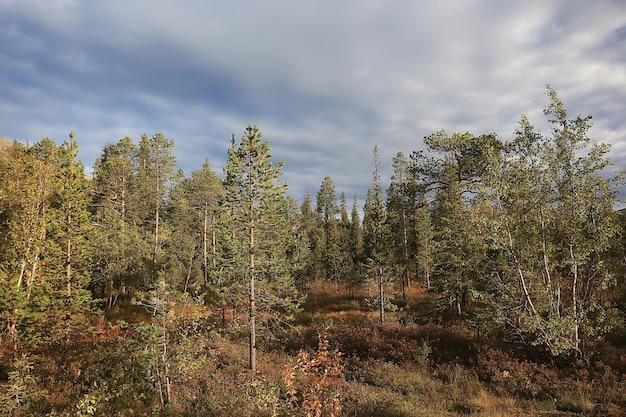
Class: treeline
1,86,625,365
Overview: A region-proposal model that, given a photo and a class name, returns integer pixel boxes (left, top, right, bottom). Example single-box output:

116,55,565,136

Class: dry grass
4,282,626,416
0,136,14,160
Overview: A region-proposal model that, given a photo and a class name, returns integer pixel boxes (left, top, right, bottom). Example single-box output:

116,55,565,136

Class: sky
1,0,625,204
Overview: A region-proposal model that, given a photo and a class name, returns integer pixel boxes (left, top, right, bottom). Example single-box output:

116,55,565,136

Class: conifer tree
90,137,149,305
285,195,311,291
137,133,176,277
299,192,323,286
91,137,138,224
348,194,365,290
412,131,500,317
166,161,224,293
387,152,419,298
337,192,356,284
0,136,95,350
189,160,224,286
414,189,433,290
316,176,341,282
47,132,95,342
363,146,392,324
0,140,55,351
222,124,301,371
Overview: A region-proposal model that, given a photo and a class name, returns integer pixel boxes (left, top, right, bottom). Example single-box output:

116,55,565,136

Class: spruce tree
387,152,420,298
363,146,392,324
316,176,341,282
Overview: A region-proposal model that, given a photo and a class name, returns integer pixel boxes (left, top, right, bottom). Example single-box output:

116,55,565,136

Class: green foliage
222,124,303,370
0,355,43,416
315,176,342,283
165,160,224,294
90,136,151,305
0,135,96,352
1,88,626,416
556,394,594,413
482,87,626,358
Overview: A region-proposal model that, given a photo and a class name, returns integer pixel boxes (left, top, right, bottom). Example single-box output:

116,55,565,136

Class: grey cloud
0,0,625,203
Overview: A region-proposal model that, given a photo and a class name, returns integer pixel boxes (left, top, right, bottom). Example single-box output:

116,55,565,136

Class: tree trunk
570,243,581,357
66,234,72,297
378,267,385,325
203,206,208,285
249,137,257,372
250,273,256,371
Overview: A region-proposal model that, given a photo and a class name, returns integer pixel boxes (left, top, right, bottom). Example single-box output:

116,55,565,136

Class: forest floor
2,282,626,416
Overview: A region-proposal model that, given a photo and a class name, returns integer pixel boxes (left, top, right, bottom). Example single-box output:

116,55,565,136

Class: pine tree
0,136,95,350
222,124,301,371
285,195,311,292
91,137,138,224
46,132,95,343
166,161,224,293
137,133,176,278
189,160,224,286
347,195,365,292
90,137,149,305
412,131,501,317
337,192,356,285
414,189,433,291
0,140,55,351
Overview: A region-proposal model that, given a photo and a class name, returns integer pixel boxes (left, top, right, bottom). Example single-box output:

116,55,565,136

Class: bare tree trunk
212,213,217,270
108,278,114,308
402,212,409,299
570,243,581,357
250,273,256,371
249,138,257,372
66,235,72,296
540,207,557,317
203,207,208,285
378,267,385,325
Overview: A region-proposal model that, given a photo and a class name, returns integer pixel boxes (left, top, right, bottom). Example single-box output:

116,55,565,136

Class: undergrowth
1,283,625,416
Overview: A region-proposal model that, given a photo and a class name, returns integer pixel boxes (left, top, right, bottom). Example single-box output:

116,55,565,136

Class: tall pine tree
222,125,301,371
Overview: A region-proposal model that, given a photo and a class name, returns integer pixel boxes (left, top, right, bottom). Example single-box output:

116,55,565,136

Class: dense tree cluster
1,88,625,414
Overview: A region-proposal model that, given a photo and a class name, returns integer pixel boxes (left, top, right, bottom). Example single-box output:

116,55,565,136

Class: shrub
0,355,46,416
285,332,346,417
475,347,561,400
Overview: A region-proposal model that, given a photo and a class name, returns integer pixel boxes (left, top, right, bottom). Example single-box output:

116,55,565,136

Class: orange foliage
285,332,346,417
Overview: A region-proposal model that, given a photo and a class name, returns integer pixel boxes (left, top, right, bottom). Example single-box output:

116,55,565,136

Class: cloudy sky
1,1,625,203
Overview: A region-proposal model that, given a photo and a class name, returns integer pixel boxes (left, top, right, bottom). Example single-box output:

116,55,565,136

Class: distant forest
1,86,625,416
